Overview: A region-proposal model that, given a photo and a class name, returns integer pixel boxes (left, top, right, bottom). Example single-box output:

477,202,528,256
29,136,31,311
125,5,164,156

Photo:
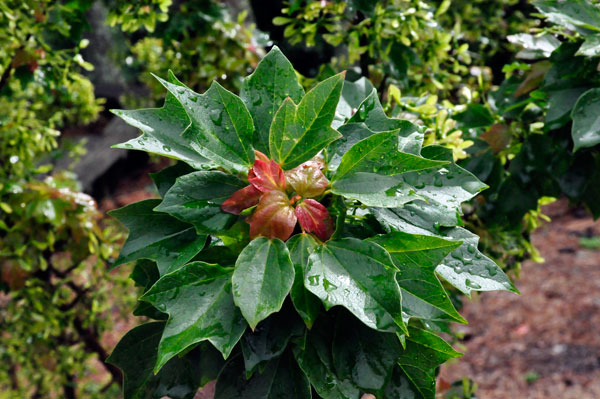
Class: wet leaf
248,190,297,241
141,263,246,372
571,88,600,151
305,238,406,333
287,234,322,328
249,158,286,192
232,237,295,329
285,160,329,198
221,185,262,215
240,46,305,154
296,199,334,241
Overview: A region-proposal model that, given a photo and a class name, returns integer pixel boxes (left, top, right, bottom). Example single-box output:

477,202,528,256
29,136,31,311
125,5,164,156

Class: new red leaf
249,159,286,192
248,190,297,241
221,185,262,215
295,199,334,241
285,161,329,198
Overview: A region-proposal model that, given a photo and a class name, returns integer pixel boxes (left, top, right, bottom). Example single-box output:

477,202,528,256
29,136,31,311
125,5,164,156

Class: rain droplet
162,145,171,152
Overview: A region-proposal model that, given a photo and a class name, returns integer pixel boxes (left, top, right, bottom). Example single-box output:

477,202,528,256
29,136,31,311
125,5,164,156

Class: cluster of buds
221,151,334,241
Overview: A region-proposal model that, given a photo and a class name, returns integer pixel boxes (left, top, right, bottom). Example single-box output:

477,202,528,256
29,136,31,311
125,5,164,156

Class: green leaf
534,0,600,33
130,260,167,320
347,90,424,155
332,312,403,392
402,145,488,211
269,73,345,169
232,237,295,330
215,352,311,399
379,367,423,399
571,88,600,151
372,207,517,296
332,131,447,181
109,199,207,275
112,74,214,170
332,172,423,208
154,171,245,234
150,162,195,197
240,46,305,154
141,263,247,372
155,76,255,173
333,77,374,128
576,34,600,56
305,238,406,333
369,231,466,324
240,309,305,376
287,234,322,328
294,318,360,399
397,327,462,399
453,104,495,129
107,322,224,399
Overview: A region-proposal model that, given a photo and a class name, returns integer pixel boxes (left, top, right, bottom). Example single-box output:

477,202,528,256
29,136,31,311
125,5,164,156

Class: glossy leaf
305,238,406,333
141,263,246,371
402,145,488,211
221,185,262,215
453,104,494,129
372,207,517,296
347,90,423,155
156,76,255,173
332,313,403,392
150,162,195,198
332,172,424,208
109,199,206,275
240,308,305,376
333,130,448,180
232,237,295,329
215,352,311,399
248,190,297,241
240,46,305,154
571,88,600,151
285,160,329,198
369,231,466,324
287,234,322,328
533,0,600,33
154,171,245,234
397,327,462,399
108,322,225,399
248,158,286,192
296,199,334,242
333,77,374,128
294,319,360,399
269,73,345,169
112,74,214,170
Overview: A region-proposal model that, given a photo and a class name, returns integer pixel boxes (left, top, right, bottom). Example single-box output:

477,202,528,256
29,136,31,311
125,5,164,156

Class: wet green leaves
109,46,512,399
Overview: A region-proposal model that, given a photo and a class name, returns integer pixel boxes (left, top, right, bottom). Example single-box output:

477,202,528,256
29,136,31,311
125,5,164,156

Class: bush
108,46,516,399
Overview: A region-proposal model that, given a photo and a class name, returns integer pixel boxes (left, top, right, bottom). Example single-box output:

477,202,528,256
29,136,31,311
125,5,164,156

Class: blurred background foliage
1,0,600,397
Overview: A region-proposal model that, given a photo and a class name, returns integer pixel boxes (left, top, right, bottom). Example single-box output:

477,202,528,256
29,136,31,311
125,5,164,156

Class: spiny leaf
109,199,206,275
269,73,345,169
107,322,225,399
305,238,406,333
240,46,305,154
155,76,255,173
154,171,245,234
369,231,466,324
397,327,462,399
111,73,214,170
141,263,247,372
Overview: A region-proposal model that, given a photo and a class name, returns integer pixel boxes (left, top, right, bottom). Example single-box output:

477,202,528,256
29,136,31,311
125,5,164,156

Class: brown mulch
440,200,600,399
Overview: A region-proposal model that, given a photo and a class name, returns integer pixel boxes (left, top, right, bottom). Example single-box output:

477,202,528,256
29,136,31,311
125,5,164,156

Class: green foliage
0,173,131,398
120,1,260,107
109,47,515,399
276,0,471,96
0,0,103,181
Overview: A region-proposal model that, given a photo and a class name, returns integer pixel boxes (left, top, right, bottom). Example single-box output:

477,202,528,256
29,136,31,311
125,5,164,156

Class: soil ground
439,200,600,399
